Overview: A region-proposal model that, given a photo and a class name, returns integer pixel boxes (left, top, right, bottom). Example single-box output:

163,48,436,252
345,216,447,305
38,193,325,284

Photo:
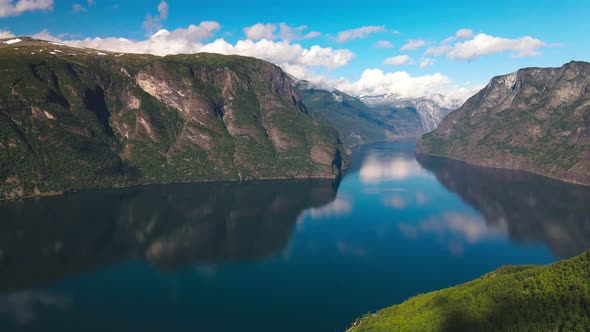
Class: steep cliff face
417,61,590,185
0,38,345,199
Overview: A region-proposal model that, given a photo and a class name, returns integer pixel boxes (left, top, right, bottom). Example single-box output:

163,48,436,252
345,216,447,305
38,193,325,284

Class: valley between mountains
0,37,452,200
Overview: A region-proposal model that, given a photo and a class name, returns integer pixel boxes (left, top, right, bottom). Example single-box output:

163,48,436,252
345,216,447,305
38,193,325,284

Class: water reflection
0,292,71,325
0,180,338,291
417,154,590,258
359,153,428,183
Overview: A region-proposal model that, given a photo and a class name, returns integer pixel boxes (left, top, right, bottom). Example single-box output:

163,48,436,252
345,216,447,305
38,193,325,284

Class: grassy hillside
0,38,345,199
349,250,590,331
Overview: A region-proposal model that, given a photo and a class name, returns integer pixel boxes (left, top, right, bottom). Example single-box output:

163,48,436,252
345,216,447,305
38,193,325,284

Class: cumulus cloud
400,39,427,51
143,0,169,35
426,33,549,60
72,4,86,12
0,30,15,38
243,22,321,41
442,28,474,43
243,23,276,40
419,58,434,68
383,54,414,66
375,40,393,48
72,0,95,13
335,25,385,42
335,68,479,101
0,0,53,17
33,23,353,71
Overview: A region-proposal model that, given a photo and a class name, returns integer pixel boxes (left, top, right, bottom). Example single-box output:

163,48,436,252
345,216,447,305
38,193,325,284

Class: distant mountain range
360,93,462,132
295,81,460,145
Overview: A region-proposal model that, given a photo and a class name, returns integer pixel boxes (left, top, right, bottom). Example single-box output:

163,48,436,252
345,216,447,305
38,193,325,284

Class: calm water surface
1,142,590,332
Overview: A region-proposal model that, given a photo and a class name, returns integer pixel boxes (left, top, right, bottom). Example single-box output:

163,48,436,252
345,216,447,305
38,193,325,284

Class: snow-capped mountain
359,94,463,132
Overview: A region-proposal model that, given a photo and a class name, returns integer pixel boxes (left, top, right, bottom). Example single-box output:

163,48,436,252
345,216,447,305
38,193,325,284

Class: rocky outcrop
0,38,346,199
417,61,590,185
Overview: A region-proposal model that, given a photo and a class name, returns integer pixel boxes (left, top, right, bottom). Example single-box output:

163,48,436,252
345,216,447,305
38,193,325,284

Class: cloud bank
0,0,53,17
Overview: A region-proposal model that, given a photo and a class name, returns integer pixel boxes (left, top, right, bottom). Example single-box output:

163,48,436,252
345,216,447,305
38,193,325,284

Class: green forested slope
0,38,345,199
350,250,590,332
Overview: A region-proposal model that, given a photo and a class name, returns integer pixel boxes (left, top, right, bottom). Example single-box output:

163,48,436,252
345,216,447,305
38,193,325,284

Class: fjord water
1,142,590,332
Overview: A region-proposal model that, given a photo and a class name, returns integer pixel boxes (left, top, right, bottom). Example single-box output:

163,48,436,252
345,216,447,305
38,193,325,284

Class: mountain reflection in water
1,142,589,332
416,154,590,258
0,180,338,291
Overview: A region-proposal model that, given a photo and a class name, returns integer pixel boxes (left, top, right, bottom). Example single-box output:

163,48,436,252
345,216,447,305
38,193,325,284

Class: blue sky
1,0,588,101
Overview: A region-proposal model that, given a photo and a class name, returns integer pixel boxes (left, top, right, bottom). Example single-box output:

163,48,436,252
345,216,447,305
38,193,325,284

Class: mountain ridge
417,61,590,186
0,37,345,199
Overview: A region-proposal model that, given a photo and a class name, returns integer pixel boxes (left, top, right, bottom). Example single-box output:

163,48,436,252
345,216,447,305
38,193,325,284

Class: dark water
1,142,590,332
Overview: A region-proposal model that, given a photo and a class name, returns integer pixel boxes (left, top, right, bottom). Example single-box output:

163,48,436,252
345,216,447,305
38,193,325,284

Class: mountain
295,82,424,145
418,61,590,185
0,38,346,199
360,93,460,132
350,249,590,331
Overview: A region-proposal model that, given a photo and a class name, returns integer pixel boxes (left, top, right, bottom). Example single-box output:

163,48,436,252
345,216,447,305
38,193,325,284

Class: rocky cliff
0,38,345,199
417,61,590,185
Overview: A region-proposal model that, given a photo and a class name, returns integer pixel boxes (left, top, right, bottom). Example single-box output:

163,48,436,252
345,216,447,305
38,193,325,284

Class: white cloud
0,30,15,38
375,40,393,49
143,0,169,35
72,0,96,13
419,58,434,68
243,22,321,41
34,24,353,71
456,29,474,39
335,68,478,101
278,23,321,41
335,25,385,42
400,39,426,51
72,3,87,12
426,33,549,60
443,28,474,43
0,0,53,17
243,23,276,40
383,54,414,66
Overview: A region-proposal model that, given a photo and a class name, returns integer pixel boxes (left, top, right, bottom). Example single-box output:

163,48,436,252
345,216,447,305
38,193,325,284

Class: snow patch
50,42,84,49
4,38,21,45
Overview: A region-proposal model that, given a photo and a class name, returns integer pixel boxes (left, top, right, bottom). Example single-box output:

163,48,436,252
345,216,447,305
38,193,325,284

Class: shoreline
415,151,590,188
0,173,341,202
